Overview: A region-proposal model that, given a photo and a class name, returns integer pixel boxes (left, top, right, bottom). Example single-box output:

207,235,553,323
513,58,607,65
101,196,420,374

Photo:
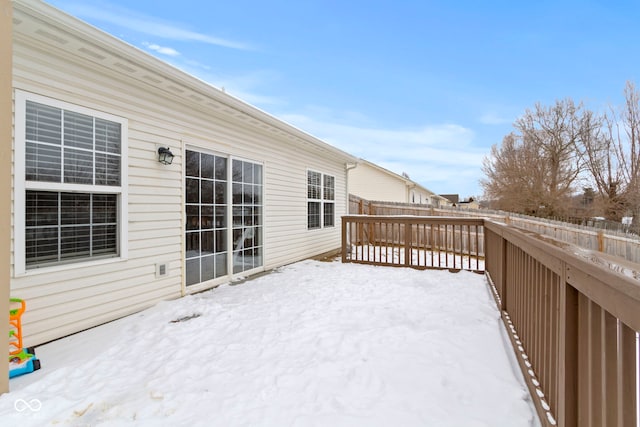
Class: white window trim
307,169,322,230
14,90,128,276
307,169,335,230
323,173,336,228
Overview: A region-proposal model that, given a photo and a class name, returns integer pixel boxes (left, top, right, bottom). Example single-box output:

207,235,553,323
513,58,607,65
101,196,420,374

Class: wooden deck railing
342,215,640,427
341,215,484,271
349,194,640,265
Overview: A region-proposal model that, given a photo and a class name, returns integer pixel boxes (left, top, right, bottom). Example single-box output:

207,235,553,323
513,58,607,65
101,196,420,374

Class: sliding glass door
185,149,263,286
185,150,228,286
232,159,263,274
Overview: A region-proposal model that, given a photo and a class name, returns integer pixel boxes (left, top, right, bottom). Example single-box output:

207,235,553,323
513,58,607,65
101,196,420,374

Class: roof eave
13,0,358,164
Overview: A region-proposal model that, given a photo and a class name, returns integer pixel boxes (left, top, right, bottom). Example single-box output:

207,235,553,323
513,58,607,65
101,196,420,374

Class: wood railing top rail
342,215,484,226
484,220,640,331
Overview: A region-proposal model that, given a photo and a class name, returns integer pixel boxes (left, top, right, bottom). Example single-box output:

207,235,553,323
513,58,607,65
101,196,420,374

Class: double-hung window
15,91,127,273
307,170,335,229
322,174,335,227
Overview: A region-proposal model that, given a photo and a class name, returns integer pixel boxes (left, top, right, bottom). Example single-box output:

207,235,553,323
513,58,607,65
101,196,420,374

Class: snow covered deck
343,215,640,427
2,260,537,426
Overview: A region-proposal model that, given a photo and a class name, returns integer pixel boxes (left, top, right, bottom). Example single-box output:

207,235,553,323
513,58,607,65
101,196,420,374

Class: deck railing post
619,322,637,426
597,231,605,253
342,218,348,263
404,219,411,267
557,262,578,427
500,235,507,312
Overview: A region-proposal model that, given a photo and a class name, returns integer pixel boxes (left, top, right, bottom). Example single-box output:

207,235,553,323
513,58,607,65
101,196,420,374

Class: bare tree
513,99,588,217
481,133,548,214
483,99,592,217
579,108,625,220
484,83,640,230
617,82,640,231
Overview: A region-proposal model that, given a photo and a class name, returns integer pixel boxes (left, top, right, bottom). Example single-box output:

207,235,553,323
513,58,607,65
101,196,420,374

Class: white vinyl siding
348,162,410,203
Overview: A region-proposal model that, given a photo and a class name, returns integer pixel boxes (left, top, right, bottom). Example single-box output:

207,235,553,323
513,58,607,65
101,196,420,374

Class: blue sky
46,0,640,198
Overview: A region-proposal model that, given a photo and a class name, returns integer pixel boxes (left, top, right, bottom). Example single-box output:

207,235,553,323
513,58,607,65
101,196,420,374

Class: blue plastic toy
9,299,41,378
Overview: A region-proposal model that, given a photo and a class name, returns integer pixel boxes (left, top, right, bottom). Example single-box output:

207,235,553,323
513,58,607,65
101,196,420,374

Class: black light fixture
157,147,174,165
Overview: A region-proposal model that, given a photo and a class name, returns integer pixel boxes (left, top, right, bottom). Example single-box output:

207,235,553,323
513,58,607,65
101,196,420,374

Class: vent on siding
77,47,106,60
113,62,136,73
143,75,163,84
35,29,68,44
156,263,168,278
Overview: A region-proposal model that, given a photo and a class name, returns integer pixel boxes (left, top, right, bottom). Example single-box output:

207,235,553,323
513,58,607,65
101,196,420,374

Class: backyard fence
342,214,640,427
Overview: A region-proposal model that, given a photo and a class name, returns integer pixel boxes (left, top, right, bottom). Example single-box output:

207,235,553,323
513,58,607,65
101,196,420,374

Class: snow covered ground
1,260,538,426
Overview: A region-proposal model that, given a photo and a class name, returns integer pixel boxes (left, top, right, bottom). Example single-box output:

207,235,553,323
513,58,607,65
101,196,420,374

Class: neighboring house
441,194,479,209
348,160,448,207
10,0,357,346
411,186,452,208
440,194,460,205
458,197,480,210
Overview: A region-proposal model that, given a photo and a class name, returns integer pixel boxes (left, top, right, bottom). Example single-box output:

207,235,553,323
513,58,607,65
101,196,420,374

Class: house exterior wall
1,0,12,393
349,162,409,203
12,2,352,346
459,200,480,210
409,188,437,205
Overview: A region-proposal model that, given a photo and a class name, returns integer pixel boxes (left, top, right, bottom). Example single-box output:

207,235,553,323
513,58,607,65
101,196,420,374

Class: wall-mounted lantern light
157,147,174,165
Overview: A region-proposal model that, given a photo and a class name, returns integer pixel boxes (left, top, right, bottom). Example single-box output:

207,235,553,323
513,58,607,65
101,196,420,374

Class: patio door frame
183,145,264,294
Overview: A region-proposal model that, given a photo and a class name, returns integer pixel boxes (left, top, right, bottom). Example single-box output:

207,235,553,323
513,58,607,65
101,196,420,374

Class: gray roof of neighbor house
440,194,460,204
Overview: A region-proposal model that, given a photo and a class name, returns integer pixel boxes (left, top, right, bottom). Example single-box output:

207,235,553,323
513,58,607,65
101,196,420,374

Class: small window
307,170,335,229
308,201,321,229
25,192,118,266
323,203,334,227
